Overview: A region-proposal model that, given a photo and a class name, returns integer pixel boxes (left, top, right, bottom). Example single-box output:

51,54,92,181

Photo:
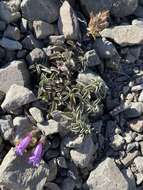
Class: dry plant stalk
87,10,110,39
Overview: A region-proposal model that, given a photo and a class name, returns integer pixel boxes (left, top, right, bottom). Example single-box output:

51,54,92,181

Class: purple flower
28,143,43,167
15,133,32,156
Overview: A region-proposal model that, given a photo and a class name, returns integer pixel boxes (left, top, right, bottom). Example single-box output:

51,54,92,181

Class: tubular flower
15,133,32,156
28,142,43,167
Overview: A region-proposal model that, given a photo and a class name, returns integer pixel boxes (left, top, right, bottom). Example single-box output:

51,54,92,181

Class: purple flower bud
15,133,32,156
28,143,43,167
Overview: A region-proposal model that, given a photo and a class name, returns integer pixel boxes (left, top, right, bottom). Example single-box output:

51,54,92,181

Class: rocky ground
1,0,143,190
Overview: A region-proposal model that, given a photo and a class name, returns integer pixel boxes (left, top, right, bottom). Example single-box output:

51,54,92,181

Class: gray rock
138,90,143,102
134,156,143,173
126,142,139,152
61,177,75,190
111,0,138,17
33,20,57,39
13,116,33,142
94,38,119,59
20,18,28,32
134,5,143,17
0,60,30,93
0,148,54,190
139,141,143,155
70,135,95,168
0,119,13,141
132,18,143,26
128,117,143,132
121,150,139,166
58,1,81,40
0,0,21,23
45,182,61,190
124,102,143,119
29,107,44,123
84,50,101,67
21,0,60,23
122,168,136,190
79,0,137,17
46,159,57,182
0,21,6,31
79,0,113,17
132,84,143,91
135,173,143,185
0,37,22,50
26,48,46,64
1,84,36,112
87,158,129,190
110,134,125,150
37,119,59,136
21,34,42,50
101,25,143,46
49,35,65,45
4,25,21,40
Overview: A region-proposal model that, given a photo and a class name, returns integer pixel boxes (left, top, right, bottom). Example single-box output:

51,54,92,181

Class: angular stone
79,0,113,17
26,48,46,64
13,116,33,142
94,38,119,59
70,135,95,168
128,117,143,132
4,25,21,40
139,90,143,102
134,156,143,173
37,120,59,136
111,0,138,17
58,1,81,40
29,107,44,123
21,0,60,23
33,20,57,39
21,34,42,50
121,150,139,166
0,60,30,93
1,84,36,112
124,102,143,119
0,0,21,23
110,134,125,150
0,148,53,190
0,37,22,50
80,0,137,18
0,119,13,141
101,25,143,46
87,158,129,190
84,50,101,67
49,35,65,45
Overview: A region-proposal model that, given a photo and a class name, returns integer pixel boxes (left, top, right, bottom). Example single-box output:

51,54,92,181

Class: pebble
61,177,75,190
126,142,139,152
132,18,143,26
29,107,44,123
128,117,143,133
121,150,139,166
134,156,143,173
26,48,46,64
1,84,36,112
110,134,125,151
131,84,143,92
49,35,65,45
124,102,143,119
